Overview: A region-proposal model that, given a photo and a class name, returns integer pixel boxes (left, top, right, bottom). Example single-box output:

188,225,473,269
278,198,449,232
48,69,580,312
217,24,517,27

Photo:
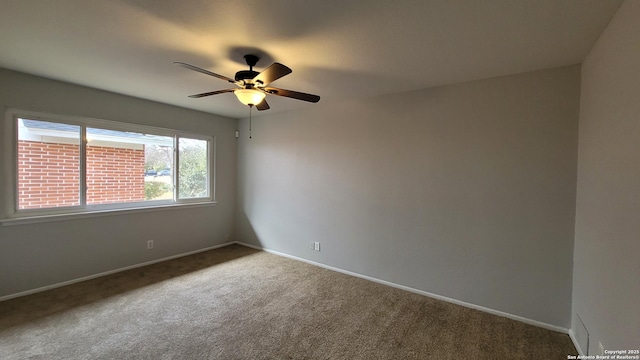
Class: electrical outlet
313,242,320,251
147,240,154,249
598,342,604,355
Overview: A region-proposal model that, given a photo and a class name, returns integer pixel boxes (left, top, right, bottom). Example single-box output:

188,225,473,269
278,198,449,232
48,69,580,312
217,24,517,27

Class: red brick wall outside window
17,141,80,209
86,144,145,205
17,140,145,209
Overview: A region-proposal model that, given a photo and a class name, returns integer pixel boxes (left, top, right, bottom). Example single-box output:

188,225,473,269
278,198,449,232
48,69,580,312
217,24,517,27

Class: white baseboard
568,329,585,356
236,241,570,335
0,241,236,302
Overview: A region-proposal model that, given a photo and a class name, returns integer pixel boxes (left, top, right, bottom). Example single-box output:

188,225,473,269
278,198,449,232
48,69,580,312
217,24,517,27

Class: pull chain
249,105,252,139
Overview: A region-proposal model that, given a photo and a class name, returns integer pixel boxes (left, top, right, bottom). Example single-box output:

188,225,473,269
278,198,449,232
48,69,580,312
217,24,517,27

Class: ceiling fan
174,55,320,111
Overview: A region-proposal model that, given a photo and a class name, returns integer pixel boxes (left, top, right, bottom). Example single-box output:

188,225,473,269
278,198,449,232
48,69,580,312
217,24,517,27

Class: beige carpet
0,244,577,359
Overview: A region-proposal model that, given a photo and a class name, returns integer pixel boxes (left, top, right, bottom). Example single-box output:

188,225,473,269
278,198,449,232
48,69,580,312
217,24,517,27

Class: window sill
0,201,218,226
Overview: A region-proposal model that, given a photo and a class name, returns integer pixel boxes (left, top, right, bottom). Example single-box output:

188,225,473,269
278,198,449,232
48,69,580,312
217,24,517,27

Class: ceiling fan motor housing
235,70,260,82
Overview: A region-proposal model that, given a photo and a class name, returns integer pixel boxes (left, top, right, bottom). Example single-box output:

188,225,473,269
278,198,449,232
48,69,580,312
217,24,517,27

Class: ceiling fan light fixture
234,89,266,106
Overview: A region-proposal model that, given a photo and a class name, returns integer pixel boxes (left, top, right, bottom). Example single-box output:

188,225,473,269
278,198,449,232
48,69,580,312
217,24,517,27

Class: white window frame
1,108,216,224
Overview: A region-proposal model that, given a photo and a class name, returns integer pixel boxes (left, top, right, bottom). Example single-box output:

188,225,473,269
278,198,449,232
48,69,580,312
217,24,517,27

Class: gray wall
572,0,640,353
237,66,581,328
0,68,237,298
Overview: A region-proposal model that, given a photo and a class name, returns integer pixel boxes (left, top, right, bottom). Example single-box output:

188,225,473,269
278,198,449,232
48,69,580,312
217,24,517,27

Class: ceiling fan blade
188,89,236,98
174,62,235,83
264,87,320,103
253,63,292,86
256,99,270,111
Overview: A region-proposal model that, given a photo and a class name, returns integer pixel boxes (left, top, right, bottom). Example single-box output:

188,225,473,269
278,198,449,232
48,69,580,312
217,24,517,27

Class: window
85,127,175,205
178,138,209,200
17,120,81,209
7,109,214,219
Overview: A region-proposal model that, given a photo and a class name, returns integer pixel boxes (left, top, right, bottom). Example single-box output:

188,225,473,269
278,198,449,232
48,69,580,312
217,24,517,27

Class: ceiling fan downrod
244,54,259,71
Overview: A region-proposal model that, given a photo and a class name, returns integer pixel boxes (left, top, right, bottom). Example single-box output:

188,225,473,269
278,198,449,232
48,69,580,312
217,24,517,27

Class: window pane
178,138,208,199
17,119,80,209
86,128,173,205
144,144,175,201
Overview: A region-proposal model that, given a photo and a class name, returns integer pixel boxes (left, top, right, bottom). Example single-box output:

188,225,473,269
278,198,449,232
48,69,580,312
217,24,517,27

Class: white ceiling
0,0,623,119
